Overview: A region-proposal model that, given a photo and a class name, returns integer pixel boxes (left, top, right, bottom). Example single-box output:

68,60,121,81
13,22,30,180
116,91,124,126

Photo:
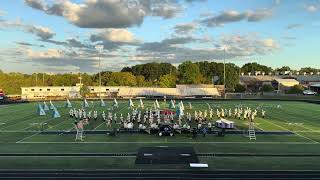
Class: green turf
1,99,320,170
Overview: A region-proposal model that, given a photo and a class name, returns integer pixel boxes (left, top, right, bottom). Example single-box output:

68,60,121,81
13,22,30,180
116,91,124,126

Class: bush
287,84,304,94
234,84,246,93
261,84,275,92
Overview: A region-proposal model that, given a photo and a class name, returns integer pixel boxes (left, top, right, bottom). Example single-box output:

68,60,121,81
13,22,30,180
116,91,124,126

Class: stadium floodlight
95,45,104,99
219,45,229,99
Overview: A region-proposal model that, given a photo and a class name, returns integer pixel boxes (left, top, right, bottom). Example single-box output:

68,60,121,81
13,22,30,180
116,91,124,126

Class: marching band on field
68,99,267,141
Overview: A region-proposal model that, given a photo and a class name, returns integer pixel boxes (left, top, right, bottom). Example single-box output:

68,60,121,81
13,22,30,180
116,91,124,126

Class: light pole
95,45,104,100
35,73,38,86
223,47,226,99
42,72,45,86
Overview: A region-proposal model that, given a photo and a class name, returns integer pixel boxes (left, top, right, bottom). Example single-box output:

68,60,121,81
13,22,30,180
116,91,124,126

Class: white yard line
15,120,70,143
254,125,265,131
295,124,315,131
93,122,105,130
0,116,40,130
21,116,61,131
15,132,42,143
16,141,319,144
1,111,67,130
260,119,319,144
66,127,74,132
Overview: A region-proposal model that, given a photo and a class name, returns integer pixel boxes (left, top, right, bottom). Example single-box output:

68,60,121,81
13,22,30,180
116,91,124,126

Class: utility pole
99,54,101,99
95,45,104,100
223,48,226,99
42,73,45,86
35,73,38,87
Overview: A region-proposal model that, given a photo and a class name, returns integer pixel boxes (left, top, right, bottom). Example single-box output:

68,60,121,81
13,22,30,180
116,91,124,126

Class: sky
0,0,319,74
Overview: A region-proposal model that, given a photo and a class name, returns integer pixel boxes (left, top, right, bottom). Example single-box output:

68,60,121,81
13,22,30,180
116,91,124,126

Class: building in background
21,85,81,100
272,79,300,92
239,74,300,93
239,75,277,92
21,85,220,100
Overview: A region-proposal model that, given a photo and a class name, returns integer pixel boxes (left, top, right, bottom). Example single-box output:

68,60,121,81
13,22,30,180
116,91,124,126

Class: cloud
304,4,319,13
91,29,137,43
15,41,45,47
19,47,131,72
16,42,34,46
286,23,303,29
0,19,55,40
22,48,98,72
151,2,182,19
273,0,281,6
41,38,93,50
185,0,207,2
135,33,279,64
26,25,55,40
282,35,296,40
24,0,183,28
246,9,273,22
0,10,7,16
259,38,278,48
26,48,62,59
137,36,209,53
25,0,46,11
174,23,198,34
90,28,140,50
201,9,272,27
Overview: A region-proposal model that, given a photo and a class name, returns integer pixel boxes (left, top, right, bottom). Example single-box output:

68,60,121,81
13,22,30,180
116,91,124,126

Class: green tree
158,74,177,88
276,66,291,72
107,72,137,86
92,71,112,86
80,85,90,98
121,67,132,73
177,61,203,84
241,62,273,74
136,75,145,87
225,63,240,91
287,84,304,94
129,62,177,82
261,84,275,92
234,84,246,93
299,67,319,74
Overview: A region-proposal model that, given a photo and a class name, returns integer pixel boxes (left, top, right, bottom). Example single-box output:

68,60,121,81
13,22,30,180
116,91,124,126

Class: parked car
303,90,317,95
0,89,5,100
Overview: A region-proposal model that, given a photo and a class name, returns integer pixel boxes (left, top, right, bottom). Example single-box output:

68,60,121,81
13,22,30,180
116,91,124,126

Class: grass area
1,99,320,170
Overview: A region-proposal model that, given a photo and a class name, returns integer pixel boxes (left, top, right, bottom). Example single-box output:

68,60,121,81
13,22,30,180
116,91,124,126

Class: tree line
0,62,319,95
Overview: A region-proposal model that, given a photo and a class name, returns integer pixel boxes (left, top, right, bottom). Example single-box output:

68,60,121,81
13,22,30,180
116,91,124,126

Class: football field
1,99,320,170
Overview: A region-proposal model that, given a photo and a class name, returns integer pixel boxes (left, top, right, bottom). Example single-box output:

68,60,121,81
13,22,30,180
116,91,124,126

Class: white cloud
0,10,7,16
90,28,140,50
286,23,303,29
174,23,198,34
201,9,273,27
26,48,62,59
26,25,55,40
135,33,280,64
305,5,319,12
259,38,278,48
24,0,183,28
0,19,55,40
93,29,137,43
